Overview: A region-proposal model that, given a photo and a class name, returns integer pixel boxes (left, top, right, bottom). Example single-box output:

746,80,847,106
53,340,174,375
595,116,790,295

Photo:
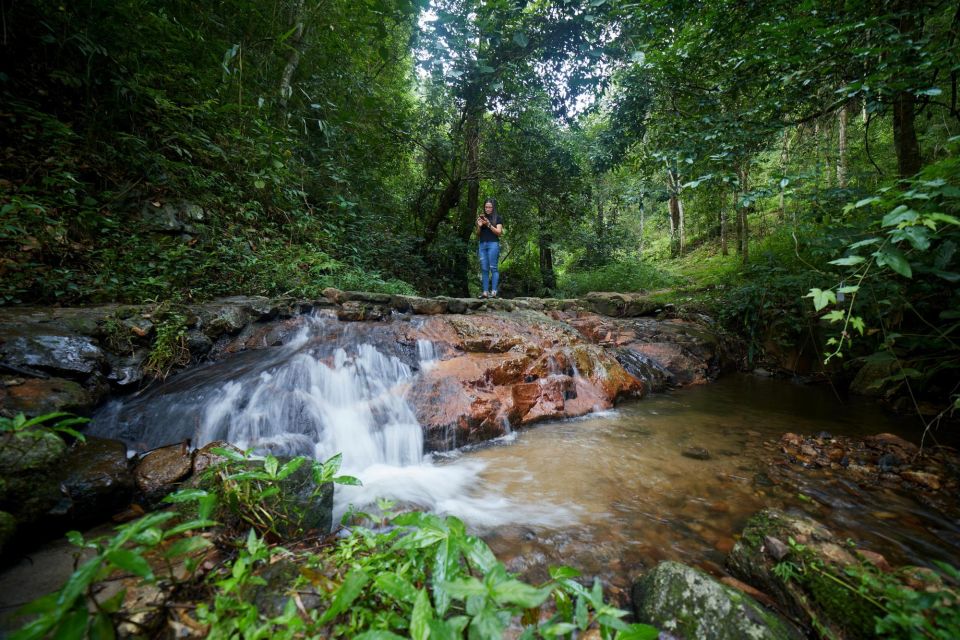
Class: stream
85,320,959,600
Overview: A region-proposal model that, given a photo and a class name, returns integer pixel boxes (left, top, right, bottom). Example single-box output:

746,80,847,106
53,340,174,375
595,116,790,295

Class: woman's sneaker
490,290,498,298
481,291,489,298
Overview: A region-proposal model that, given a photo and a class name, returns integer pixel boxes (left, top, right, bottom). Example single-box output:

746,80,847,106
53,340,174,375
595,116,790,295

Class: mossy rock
632,561,801,639
727,509,879,639
0,509,16,555
0,429,67,526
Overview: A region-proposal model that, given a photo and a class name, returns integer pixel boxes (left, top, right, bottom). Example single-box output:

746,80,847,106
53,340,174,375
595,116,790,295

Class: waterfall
90,316,573,528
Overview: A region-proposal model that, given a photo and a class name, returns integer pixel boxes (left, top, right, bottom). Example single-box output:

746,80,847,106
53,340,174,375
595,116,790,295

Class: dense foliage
2,0,958,409
10,446,657,640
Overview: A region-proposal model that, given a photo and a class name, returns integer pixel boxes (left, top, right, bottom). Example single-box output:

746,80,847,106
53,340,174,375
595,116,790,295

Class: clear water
89,319,958,598
448,375,959,598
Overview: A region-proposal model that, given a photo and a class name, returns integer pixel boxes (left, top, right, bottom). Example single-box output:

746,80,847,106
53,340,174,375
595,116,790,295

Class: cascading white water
93,316,574,529
195,343,423,470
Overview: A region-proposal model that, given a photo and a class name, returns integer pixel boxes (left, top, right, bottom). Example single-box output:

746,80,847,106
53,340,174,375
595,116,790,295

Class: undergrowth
10,449,658,640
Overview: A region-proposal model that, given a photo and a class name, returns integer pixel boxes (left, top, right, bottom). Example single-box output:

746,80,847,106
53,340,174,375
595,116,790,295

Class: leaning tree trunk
666,168,684,257
737,163,750,265
278,0,306,111
720,200,728,256
779,128,790,220
837,104,848,188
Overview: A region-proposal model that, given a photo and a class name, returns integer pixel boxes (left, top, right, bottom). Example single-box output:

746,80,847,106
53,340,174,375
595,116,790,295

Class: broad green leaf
89,612,115,640
512,32,528,48
874,246,913,278
353,632,406,640
375,573,418,604
854,196,880,208
163,489,210,504
264,455,279,477
410,589,433,640
319,569,370,623
333,474,362,486
615,624,660,640
163,519,218,537
890,226,930,250
850,316,866,335
106,549,153,579
823,310,846,322
52,606,88,640
492,580,552,608
469,607,507,640
442,577,486,599
542,622,578,637
804,288,837,311
277,456,306,480
163,535,213,559
924,212,960,227
828,255,865,266
881,205,918,227
837,285,860,294
847,238,880,250
549,566,581,580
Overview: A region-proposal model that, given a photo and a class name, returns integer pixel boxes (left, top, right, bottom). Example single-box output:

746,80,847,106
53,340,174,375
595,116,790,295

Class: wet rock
277,463,334,535
0,510,14,555
0,429,66,534
192,441,243,478
0,376,97,415
57,436,134,524
1,334,105,378
391,295,448,315
849,359,899,398
244,560,322,617
682,447,711,461
632,561,801,640
134,442,194,500
900,470,942,491
877,452,902,471
582,292,660,317
184,330,213,356
200,305,249,338
612,348,674,392
105,350,149,387
727,508,871,639
762,535,790,561
336,300,387,322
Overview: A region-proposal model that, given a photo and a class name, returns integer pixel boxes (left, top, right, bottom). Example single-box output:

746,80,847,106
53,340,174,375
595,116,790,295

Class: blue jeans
478,241,500,293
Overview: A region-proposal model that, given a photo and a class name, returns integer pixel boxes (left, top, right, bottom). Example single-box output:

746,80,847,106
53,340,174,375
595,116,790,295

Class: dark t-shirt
478,212,502,243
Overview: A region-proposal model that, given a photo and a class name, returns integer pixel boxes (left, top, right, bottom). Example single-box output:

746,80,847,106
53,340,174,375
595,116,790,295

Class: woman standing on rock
476,198,504,298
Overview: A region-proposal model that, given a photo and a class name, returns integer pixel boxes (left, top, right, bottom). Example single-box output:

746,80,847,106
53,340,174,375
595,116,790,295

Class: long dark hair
483,198,498,217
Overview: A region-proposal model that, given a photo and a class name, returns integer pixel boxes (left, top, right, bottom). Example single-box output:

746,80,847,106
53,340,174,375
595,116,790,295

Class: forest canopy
1,0,959,407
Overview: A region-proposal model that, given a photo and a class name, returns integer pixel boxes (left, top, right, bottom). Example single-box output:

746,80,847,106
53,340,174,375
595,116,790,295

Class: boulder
726,509,877,639
0,334,104,378
57,436,134,524
134,442,194,500
632,561,800,639
0,429,66,532
0,376,98,415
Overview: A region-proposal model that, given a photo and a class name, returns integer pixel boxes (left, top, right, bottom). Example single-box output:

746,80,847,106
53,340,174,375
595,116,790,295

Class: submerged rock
632,561,801,639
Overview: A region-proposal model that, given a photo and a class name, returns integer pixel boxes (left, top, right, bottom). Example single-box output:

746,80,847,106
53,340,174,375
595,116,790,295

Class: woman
476,198,504,298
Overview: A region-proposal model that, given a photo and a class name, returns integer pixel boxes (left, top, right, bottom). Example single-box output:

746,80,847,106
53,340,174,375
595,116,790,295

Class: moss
803,567,883,639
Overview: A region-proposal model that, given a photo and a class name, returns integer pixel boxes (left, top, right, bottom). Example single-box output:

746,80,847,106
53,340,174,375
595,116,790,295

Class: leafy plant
0,412,88,442
10,489,217,640
205,448,359,540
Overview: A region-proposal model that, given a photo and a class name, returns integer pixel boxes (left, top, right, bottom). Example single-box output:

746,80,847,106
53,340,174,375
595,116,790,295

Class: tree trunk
891,0,923,179
837,104,848,188
738,164,750,265
666,168,684,257
720,200,728,256
638,202,645,255
278,0,306,110
539,229,556,292
779,128,790,220
893,90,922,178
